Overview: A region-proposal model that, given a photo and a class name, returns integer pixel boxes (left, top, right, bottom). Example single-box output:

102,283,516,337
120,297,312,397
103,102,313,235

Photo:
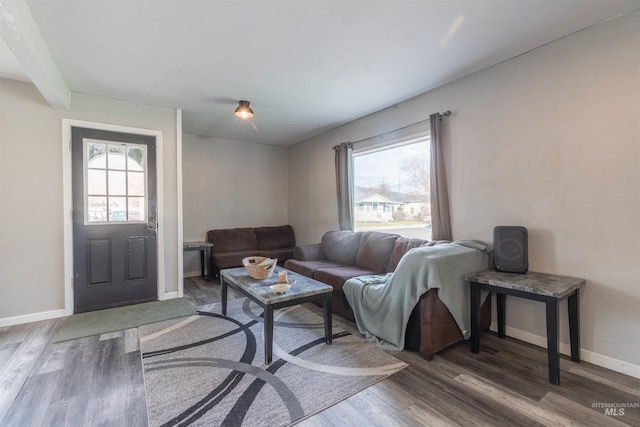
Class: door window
84,139,147,223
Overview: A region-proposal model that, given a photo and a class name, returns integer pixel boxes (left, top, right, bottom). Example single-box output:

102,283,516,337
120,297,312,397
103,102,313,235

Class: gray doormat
140,298,407,426
52,298,196,343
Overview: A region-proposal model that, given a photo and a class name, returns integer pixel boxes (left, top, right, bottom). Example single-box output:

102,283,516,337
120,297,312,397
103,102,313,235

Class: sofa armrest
294,243,325,261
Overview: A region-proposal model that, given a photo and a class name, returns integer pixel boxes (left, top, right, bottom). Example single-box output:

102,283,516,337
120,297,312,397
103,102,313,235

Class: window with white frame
353,135,431,240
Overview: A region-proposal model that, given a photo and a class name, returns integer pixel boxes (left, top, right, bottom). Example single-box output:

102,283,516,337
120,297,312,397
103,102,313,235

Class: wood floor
1,276,639,426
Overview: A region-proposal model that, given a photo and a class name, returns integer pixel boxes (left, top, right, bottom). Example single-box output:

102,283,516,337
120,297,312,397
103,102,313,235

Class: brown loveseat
207,225,296,277
284,230,491,360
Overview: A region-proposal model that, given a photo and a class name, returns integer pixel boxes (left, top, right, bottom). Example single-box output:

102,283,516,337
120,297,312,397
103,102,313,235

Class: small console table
466,270,585,385
183,241,213,282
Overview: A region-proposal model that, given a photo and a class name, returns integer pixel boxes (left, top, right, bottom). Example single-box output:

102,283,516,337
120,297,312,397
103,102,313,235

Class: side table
466,270,585,385
183,241,213,282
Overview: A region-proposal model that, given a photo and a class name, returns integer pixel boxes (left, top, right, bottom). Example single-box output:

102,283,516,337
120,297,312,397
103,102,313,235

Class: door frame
62,119,165,315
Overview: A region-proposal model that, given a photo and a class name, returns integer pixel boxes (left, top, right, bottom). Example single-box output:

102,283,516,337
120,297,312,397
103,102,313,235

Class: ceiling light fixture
234,100,254,119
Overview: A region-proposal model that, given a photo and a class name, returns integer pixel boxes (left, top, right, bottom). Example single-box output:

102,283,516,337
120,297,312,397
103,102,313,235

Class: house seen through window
353,136,431,240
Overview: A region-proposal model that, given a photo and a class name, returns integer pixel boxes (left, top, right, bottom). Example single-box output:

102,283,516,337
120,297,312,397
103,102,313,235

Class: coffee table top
220,266,332,304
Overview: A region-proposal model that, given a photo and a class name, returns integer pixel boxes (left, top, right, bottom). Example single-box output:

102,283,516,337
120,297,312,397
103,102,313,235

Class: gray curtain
430,113,452,241
334,142,354,231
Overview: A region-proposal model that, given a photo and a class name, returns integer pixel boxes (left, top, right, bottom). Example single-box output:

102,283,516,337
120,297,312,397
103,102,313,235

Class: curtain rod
332,110,451,150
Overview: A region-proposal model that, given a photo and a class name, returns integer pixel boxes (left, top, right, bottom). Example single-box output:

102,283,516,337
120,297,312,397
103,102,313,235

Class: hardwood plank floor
1,276,639,426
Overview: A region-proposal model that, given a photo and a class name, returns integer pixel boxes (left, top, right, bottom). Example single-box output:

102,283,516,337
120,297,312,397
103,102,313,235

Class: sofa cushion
355,231,399,271
208,227,257,252
321,231,361,265
313,265,382,293
255,225,295,250
284,259,347,278
387,237,429,272
293,243,325,261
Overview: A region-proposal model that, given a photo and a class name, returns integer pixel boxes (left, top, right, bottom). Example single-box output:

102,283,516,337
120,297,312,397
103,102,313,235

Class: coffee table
219,266,333,364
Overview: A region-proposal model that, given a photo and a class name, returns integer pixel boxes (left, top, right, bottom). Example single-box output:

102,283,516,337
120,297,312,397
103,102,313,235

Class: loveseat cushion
355,231,399,271
321,231,361,265
208,227,257,252
284,259,347,278
313,265,382,293
256,248,295,262
255,225,295,250
212,251,255,270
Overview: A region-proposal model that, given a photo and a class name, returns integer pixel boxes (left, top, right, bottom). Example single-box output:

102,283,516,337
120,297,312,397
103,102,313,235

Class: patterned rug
139,298,407,426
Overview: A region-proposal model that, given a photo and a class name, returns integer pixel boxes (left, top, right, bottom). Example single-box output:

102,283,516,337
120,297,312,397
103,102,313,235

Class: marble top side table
465,270,585,385
183,241,214,282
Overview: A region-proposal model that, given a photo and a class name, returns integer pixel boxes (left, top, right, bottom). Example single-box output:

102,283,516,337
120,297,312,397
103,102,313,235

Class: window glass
128,171,145,196
353,137,431,239
108,145,126,170
108,170,127,195
128,197,145,221
88,196,107,222
87,169,106,195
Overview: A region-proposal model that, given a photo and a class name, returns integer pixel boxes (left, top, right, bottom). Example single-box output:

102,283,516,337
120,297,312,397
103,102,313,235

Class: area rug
139,298,407,426
52,298,196,343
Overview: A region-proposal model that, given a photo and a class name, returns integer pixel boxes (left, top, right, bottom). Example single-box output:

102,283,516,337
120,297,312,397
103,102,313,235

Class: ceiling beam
0,0,70,110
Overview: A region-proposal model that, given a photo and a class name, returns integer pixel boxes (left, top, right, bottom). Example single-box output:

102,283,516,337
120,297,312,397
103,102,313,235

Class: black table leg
497,293,506,338
204,247,212,282
470,282,481,354
324,294,332,345
264,306,274,364
568,289,580,362
199,250,205,277
221,278,228,316
546,297,560,385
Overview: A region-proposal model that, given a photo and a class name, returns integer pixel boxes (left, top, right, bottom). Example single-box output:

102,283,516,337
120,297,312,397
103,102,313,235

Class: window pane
108,145,126,170
128,171,145,196
128,197,145,221
108,170,127,196
128,147,144,171
87,142,106,167
109,197,127,221
87,169,106,195
87,197,107,222
353,139,431,239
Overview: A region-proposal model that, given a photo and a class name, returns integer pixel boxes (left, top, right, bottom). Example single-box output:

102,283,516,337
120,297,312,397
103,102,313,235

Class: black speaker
493,226,528,274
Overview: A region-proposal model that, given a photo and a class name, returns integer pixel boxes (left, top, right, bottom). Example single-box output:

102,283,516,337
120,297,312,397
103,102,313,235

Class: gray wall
181,134,289,275
0,79,179,319
288,11,640,370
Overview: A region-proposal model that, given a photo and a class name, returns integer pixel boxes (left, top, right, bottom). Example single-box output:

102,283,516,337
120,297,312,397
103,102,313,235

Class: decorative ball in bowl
270,283,291,294
242,256,278,280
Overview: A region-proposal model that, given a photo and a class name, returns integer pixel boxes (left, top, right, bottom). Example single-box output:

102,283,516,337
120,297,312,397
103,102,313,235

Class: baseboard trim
1,295,182,326
0,309,66,328
183,271,203,279
490,322,640,380
161,292,179,300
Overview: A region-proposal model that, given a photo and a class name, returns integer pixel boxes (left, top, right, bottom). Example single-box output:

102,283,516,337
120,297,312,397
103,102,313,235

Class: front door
72,127,158,313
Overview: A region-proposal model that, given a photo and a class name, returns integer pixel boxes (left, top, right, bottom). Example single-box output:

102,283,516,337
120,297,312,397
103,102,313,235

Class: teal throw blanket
343,240,490,350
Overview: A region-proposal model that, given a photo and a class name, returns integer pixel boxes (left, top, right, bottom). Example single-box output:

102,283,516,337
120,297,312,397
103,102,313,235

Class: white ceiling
2,0,639,146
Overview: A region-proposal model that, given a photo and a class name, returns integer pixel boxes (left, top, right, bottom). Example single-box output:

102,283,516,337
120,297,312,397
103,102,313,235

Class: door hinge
70,209,73,220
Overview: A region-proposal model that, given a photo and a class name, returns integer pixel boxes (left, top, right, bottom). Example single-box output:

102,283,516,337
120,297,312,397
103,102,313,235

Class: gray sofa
284,230,491,359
